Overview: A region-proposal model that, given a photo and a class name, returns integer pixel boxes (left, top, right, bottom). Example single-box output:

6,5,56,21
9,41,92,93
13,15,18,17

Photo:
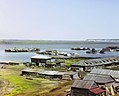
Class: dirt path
16,85,71,96
0,68,15,96
44,81,73,96
0,79,9,96
15,81,72,96
0,78,13,96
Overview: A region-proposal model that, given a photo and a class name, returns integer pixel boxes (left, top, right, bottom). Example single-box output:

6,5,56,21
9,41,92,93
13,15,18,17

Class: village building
70,69,119,96
21,68,38,77
31,55,51,67
83,74,115,85
90,69,119,82
71,80,106,96
89,69,119,95
0,60,19,65
71,57,119,71
54,59,65,67
21,68,79,80
8,61,20,65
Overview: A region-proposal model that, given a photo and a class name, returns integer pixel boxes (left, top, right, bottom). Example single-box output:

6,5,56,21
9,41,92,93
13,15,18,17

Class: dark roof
90,69,119,79
71,57,119,67
22,68,77,76
83,74,114,84
90,88,105,94
72,80,98,89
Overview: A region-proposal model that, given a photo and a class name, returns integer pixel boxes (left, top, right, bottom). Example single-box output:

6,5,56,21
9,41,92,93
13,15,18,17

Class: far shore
0,39,119,45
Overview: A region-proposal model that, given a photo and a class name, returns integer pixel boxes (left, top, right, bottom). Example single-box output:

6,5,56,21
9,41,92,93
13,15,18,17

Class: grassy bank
65,59,86,67
0,59,86,96
0,65,60,96
3,75,58,96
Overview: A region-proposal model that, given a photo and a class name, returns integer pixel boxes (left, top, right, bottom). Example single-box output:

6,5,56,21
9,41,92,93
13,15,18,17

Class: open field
0,65,74,96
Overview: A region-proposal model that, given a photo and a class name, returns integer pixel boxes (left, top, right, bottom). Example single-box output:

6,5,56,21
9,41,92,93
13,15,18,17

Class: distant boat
86,48,97,54
99,50,105,54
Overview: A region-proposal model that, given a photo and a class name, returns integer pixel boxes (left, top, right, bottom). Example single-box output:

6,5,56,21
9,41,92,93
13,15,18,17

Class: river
0,42,119,62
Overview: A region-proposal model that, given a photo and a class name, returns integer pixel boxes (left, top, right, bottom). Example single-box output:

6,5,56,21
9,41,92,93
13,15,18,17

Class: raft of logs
5,47,40,52
71,47,90,50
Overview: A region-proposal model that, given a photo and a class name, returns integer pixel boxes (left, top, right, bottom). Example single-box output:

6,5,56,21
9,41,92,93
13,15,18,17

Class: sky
0,0,119,40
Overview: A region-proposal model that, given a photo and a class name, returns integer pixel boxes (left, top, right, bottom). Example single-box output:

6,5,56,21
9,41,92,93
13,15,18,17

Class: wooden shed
83,74,115,85
90,69,119,80
71,80,106,96
71,57,119,72
21,68,79,80
31,55,51,66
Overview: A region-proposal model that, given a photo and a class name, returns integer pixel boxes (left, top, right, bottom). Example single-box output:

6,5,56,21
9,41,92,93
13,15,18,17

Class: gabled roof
72,80,98,89
22,68,77,76
40,71,59,75
83,74,114,84
22,68,40,73
90,69,119,79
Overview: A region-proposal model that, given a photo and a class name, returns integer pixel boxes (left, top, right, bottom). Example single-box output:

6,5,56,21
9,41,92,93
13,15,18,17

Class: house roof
22,68,40,73
22,68,77,76
39,70,59,75
83,74,114,84
71,57,119,67
72,80,98,89
31,55,51,59
90,69,119,79
90,88,105,94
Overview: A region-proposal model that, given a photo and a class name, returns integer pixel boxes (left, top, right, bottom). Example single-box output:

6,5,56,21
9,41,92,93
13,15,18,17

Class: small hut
31,55,51,67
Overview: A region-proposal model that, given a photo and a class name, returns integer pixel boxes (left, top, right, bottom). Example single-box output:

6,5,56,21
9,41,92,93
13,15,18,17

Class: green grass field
0,65,59,96
0,59,86,96
65,59,84,67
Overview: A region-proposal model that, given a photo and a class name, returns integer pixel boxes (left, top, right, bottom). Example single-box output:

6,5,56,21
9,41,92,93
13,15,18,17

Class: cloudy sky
0,0,119,40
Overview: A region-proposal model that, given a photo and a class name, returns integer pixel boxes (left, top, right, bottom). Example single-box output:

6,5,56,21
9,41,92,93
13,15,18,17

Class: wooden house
31,55,51,66
21,68,79,80
83,74,115,85
71,80,106,96
71,57,119,72
90,69,119,81
90,69,119,95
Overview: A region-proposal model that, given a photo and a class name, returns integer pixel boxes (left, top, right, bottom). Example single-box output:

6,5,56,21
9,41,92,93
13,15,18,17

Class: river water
0,42,119,62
